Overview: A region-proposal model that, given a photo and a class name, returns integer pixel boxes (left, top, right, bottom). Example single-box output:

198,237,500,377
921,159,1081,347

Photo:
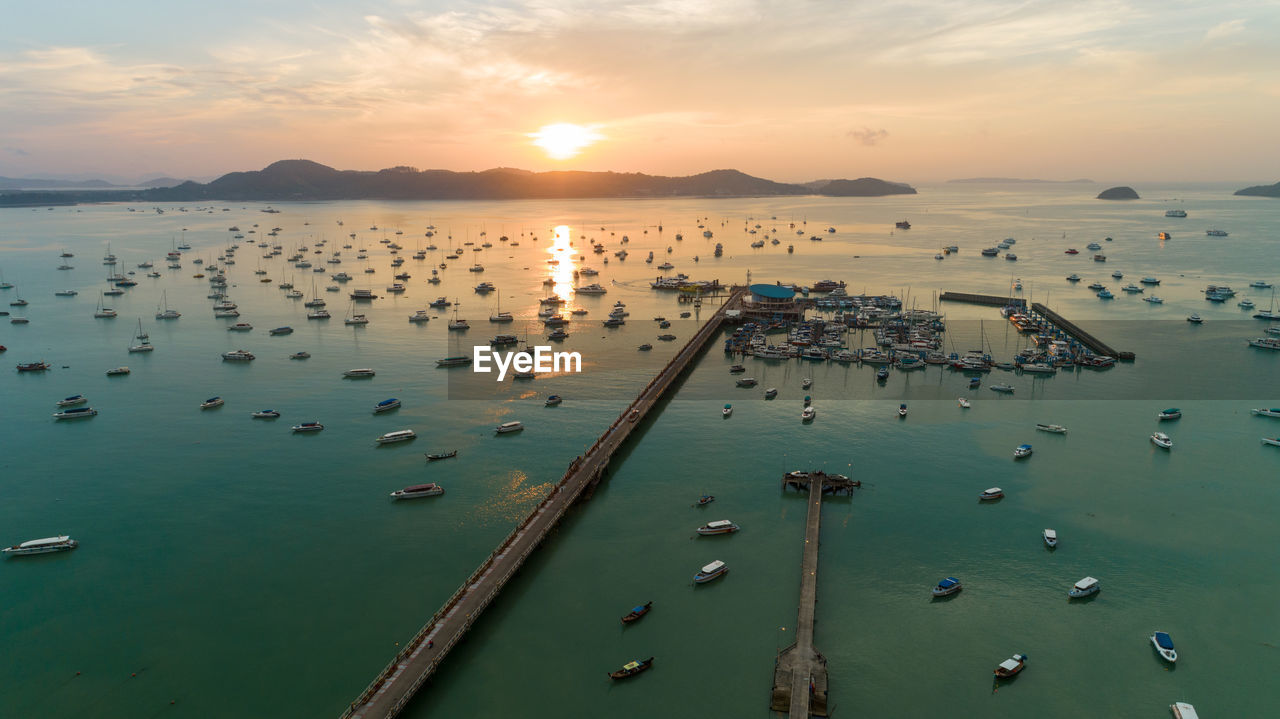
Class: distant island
0,175,185,190
1097,186,1140,200
948,177,1093,184
1234,181,1280,198
0,160,917,205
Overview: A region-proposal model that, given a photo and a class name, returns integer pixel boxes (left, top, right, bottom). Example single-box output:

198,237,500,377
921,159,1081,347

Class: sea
1,182,1277,718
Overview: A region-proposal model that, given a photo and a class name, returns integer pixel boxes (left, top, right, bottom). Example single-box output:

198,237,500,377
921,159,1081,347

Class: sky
1,0,1278,183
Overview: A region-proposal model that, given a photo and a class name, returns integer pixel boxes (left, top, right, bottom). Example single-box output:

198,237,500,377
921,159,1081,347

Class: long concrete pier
341,287,747,719
1031,302,1135,360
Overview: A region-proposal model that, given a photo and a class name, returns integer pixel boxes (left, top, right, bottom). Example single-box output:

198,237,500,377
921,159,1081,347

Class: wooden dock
771,471,855,717
341,287,747,719
938,291,1026,308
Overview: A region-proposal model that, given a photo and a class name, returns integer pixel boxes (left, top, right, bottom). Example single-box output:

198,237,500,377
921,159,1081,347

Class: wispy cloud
848,128,889,146
1205,19,1246,41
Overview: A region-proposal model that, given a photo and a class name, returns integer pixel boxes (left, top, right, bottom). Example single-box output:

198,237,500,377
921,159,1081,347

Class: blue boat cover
938,578,958,588
632,605,646,613
378,398,398,405
1155,632,1174,649
1018,444,1032,450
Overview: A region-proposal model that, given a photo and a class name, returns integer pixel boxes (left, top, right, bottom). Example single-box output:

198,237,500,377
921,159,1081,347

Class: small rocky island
1234,181,1280,198
1097,186,1140,200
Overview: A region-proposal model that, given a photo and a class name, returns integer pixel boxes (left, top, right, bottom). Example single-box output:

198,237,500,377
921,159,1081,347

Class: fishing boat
376,429,416,444
1068,576,1100,598
1251,408,1280,418
251,410,281,418
993,654,1027,678
1151,631,1177,663
957,397,971,408
608,657,654,680
979,487,1004,501
200,396,224,409
343,368,376,377
1158,408,1182,420
1171,702,1200,719
496,421,524,434
18,362,52,372
56,395,87,407
1043,529,1058,548
545,395,563,406
292,422,324,432
1151,432,1173,449
1013,444,1033,459
898,403,908,417
53,407,98,420
3,536,78,556
931,577,962,597
620,601,652,624
1035,424,1067,434
990,384,1015,393
390,483,444,499
697,520,739,536
722,404,732,417
693,560,728,583
801,406,816,422
374,398,401,413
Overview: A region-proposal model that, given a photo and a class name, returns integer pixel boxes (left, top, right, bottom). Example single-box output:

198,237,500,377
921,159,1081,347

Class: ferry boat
426,450,458,461
693,560,728,583
1249,336,1280,350
697,520,740,536
1068,576,1100,598
1251,408,1280,418
801,406,816,422
349,289,378,300
251,409,281,418
931,577,962,597
1013,444,1033,459
735,377,757,387
221,349,255,361
496,421,524,434
292,422,324,432
979,487,1004,501
1035,424,1067,434
227,322,253,332
608,657,654,680
993,654,1027,678
105,366,130,376
1165,209,1187,218
343,368,376,377
435,356,472,367
390,483,444,499
374,398,401,413
3,536,78,556
269,326,293,336
376,429,416,444
53,407,98,420
1158,408,1182,420
620,601,652,624
200,396,224,409
1151,631,1177,663
1043,528,1058,548
56,395,87,407
1171,702,1200,719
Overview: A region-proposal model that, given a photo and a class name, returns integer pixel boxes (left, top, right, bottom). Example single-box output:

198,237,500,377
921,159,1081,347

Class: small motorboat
1036,424,1067,434
292,421,324,432
697,520,739,536
931,577,962,597
426,450,458,461
1151,432,1173,449
1013,444,1033,459
200,396,224,409
637,343,653,351
251,409,281,419
608,657,654,680
390,483,444,499
290,351,311,359
728,364,746,373
979,487,1004,501
969,378,981,388
1187,314,1203,323
620,601,652,624
1263,437,1280,447
801,406,816,422
374,398,401,413
764,388,778,399
1043,529,1058,548
1068,576,1100,598
993,654,1027,678
1151,631,1177,663
1170,702,1200,719
722,404,732,418
545,395,563,406
802,378,812,389
693,560,728,583
695,494,715,506
957,397,971,408
898,403,908,417
876,366,889,381
1157,408,1182,420
1251,408,1280,418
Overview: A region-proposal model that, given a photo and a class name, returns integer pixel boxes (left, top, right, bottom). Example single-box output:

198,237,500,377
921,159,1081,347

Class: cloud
848,127,889,146
1205,19,1245,42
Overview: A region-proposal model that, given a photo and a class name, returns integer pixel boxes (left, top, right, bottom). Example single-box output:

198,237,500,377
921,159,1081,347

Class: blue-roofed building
744,282,804,322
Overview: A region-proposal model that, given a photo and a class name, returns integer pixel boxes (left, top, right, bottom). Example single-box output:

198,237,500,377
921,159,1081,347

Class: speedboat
3,536,79,556
53,407,98,420
1151,432,1173,449
801,406,816,422
1262,437,1280,447
993,654,1027,678
898,403,908,417
876,366,889,381
693,560,728,583
957,397,971,408
1157,408,1182,420
1143,296,1163,304
931,577,962,597
374,398,401,413
697,520,740,536
545,395,563,406
1186,314,1203,323
56,395,87,407
1036,424,1067,434
1068,576,1100,598
1013,444,1033,459
1151,631,1177,663
292,422,324,432
764,388,778,399
979,487,1004,501
343,368,376,378
722,404,732,417
1171,702,1200,719
251,409,281,418
802,378,812,389
1251,408,1280,418
1043,529,1058,548
608,657,654,680
376,429,416,444
200,396,224,409
390,483,444,499
620,601,652,624
496,421,524,434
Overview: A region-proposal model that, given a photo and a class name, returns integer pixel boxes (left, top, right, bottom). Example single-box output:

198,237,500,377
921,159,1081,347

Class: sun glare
530,123,603,160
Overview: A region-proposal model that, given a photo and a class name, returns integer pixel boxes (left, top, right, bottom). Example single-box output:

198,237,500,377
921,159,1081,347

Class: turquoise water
1,185,1276,717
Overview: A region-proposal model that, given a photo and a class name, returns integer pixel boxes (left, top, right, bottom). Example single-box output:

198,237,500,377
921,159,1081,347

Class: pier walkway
342,287,747,719
940,291,1134,360
771,471,855,717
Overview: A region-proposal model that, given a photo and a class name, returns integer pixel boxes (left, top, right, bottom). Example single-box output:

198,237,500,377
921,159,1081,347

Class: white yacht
696,520,740,535
343,368,376,378
53,407,98,420
221,349,255,361
1068,576,1100,598
376,429,417,444
801,406,816,421
1151,432,1173,449
200,396,225,409
3,536,79,556
1043,529,1058,548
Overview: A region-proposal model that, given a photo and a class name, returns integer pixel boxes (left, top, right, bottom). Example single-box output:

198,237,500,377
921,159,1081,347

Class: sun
529,123,603,160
